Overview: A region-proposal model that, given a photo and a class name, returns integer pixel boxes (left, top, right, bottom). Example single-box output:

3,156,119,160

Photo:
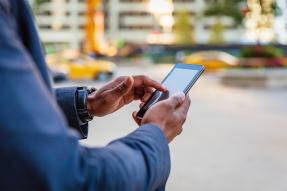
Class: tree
173,10,195,45
31,0,50,12
204,0,245,45
208,19,225,45
205,0,245,26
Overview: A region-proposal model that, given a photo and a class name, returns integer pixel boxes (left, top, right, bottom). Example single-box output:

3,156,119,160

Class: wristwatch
76,87,97,123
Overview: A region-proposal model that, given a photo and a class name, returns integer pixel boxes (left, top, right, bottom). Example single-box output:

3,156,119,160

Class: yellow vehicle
48,55,116,81
183,51,238,71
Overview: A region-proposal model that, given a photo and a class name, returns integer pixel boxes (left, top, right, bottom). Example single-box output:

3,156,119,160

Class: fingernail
175,92,185,101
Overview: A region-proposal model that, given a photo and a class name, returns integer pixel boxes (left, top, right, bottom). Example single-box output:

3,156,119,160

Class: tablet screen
136,64,204,119
142,68,199,110
162,68,198,95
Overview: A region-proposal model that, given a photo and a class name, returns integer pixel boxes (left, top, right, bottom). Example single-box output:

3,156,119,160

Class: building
29,0,86,49
104,0,243,44
30,0,246,49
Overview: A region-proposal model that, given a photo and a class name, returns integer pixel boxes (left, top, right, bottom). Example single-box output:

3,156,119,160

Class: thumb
163,92,185,110
132,111,141,126
110,76,133,96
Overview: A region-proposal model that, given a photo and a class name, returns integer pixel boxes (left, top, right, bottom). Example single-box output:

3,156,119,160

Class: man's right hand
133,93,191,143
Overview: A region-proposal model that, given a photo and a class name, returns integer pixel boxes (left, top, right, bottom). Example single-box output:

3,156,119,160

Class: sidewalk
75,65,287,191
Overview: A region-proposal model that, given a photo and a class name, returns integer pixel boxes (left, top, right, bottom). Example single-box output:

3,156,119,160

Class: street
59,65,287,191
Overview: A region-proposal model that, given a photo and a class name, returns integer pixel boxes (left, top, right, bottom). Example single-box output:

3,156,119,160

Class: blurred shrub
240,46,284,58
208,20,225,45
32,0,50,12
174,10,195,45
205,0,244,25
239,46,285,68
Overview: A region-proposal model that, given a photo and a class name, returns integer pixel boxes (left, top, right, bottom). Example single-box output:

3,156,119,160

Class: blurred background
28,0,287,190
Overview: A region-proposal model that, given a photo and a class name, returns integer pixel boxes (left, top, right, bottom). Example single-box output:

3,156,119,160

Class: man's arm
81,124,170,191
0,3,170,191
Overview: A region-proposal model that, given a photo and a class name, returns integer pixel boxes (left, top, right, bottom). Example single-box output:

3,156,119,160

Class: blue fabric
0,1,171,190
55,87,89,138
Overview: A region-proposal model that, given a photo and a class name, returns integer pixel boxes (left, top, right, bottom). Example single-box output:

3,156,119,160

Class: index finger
134,75,167,92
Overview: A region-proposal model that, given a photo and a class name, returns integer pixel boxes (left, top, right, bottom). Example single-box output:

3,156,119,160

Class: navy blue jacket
0,1,170,190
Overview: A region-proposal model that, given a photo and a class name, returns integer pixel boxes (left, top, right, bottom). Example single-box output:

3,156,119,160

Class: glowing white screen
162,68,198,95
143,68,198,109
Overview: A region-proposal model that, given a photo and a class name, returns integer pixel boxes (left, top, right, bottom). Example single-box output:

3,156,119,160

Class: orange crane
84,0,104,54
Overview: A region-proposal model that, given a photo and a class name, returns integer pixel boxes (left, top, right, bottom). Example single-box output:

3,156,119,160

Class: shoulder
0,0,10,14
0,0,16,32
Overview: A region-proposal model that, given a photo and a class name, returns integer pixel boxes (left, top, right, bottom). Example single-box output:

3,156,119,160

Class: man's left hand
87,76,166,117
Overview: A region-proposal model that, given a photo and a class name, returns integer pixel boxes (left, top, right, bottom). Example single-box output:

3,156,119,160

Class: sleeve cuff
138,124,169,145
55,87,89,139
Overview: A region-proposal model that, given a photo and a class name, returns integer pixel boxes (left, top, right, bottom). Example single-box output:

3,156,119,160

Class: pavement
58,65,287,191
220,69,287,88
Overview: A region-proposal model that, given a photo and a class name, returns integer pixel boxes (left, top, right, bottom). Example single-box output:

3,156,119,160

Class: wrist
87,87,97,115
76,87,96,123
87,95,94,116
142,121,169,140
141,119,165,132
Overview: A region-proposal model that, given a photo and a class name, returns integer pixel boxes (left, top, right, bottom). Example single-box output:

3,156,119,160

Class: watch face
88,87,97,95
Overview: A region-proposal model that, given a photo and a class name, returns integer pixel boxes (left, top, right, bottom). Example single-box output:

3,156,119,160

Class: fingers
141,87,153,102
139,102,145,108
108,76,133,97
135,86,154,102
100,76,129,90
134,75,166,92
162,92,186,110
134,86,145,100
132,111,141,126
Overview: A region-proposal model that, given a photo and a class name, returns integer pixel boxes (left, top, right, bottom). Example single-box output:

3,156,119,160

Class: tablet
136,63,204,119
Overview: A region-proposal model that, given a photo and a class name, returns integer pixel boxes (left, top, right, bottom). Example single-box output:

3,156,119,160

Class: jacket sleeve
54,87,89,139
0,5,170,191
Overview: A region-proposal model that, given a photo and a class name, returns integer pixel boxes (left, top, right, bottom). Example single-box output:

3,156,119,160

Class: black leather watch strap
76,87,95,123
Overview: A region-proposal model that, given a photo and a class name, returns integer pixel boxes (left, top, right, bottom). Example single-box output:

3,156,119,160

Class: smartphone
136,63,204,119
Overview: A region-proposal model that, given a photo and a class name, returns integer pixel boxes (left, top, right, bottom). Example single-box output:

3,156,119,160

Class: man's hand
132,93,191,143
87,76,166,117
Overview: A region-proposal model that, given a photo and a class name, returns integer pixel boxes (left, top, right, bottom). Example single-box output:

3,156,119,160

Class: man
0,0,190,190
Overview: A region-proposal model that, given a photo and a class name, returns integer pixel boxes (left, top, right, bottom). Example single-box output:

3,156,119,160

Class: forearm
81,124,170,191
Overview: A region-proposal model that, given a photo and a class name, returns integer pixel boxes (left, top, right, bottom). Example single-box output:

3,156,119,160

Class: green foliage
35,0,49,4
173,10,195,45
240,46,284,58
208,20,225,45
205,0,244,25
32,0,50,12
